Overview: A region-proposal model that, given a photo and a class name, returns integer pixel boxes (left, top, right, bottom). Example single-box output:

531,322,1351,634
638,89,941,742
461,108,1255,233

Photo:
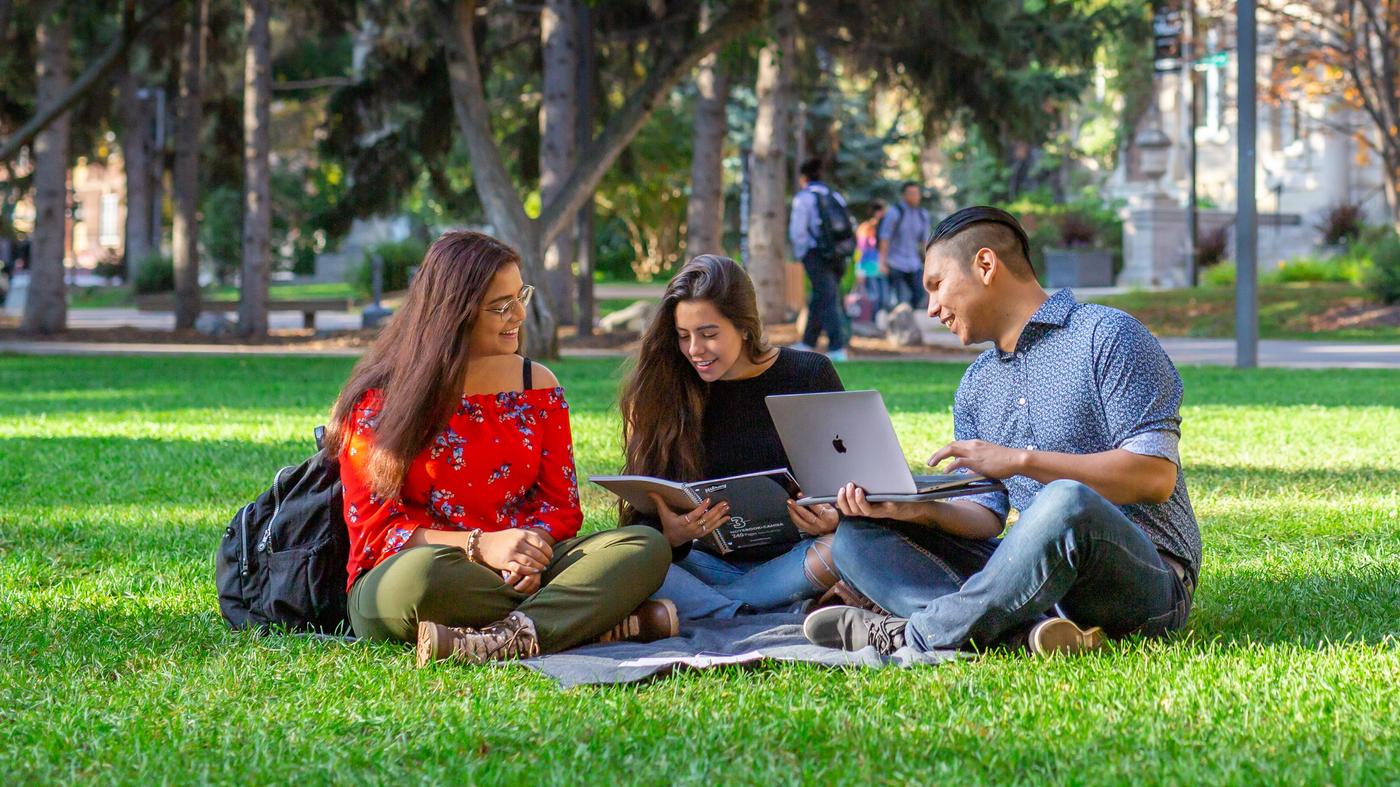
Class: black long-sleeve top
647,347,845,561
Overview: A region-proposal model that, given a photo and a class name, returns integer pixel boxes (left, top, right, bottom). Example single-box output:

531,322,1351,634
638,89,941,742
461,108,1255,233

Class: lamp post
1236,0,1258,369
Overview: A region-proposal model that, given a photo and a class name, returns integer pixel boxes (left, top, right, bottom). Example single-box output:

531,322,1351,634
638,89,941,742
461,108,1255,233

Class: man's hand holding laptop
831,437,1009,543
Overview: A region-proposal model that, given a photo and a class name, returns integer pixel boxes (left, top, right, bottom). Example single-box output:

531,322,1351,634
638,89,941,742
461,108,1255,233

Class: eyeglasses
482,285,535,319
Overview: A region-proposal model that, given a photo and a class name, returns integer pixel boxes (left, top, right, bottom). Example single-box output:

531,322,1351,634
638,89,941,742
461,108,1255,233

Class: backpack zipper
239,504,252,576
256,465,294,554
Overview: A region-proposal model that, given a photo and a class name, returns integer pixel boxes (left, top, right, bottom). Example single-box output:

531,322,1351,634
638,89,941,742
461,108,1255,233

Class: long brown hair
325,230,521,499
618,255,772,522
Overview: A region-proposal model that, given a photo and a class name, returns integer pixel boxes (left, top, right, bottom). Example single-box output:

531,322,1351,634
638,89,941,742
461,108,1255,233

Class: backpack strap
892,203,908,237
522,356,533,390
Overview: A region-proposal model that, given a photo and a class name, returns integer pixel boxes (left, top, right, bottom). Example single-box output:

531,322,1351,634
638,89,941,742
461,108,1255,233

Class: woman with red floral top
325,230,673,667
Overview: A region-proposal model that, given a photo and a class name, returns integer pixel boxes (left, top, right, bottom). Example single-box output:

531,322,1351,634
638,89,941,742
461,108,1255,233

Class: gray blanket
519,613,962,688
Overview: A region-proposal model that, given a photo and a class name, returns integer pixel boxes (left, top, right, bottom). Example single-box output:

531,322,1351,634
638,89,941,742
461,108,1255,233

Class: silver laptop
765,390,999,505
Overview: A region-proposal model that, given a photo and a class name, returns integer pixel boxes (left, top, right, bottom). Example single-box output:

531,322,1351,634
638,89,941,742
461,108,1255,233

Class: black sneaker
802,605,908,654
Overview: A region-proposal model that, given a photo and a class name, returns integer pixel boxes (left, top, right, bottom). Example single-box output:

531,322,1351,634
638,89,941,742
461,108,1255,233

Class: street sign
1194,51,1228,69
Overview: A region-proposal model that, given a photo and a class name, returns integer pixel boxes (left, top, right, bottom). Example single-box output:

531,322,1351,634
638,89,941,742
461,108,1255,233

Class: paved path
3,335,1397,368
910,317,1400,368
4,287,1396,368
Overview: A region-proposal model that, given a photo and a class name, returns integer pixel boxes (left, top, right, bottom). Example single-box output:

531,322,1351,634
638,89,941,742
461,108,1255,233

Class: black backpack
215,426,351,634
812,186,857,262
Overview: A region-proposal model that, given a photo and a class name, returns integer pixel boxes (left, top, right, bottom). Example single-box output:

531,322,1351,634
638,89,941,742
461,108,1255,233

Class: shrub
1316,202,1365,247
1363,230,1400,304
1202,261,1235,287
351,238,426,298
200,186,243,285
1195,224,1230,270
1265,256,1354,284
292,244,317,276
1056,212,1099,247
1006,189,1125,279
94,255,125,282
133,253,175,294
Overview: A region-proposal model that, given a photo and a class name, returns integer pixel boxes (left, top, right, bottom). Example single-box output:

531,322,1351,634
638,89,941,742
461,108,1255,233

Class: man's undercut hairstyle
927,206,1036,280
901,180,921,194
800,157,824,181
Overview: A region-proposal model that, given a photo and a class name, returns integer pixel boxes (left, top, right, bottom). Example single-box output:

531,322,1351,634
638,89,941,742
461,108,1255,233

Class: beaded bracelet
463,529,483,564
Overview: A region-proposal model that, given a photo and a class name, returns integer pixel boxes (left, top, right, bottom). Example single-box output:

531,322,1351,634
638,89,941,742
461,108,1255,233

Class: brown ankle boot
415,611,541,667
597,599,679,644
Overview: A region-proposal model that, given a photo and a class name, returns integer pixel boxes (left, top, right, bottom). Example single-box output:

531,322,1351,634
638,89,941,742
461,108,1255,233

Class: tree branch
437,0,533,244
0,0,177,163
536,0,765,246
271,76,354,92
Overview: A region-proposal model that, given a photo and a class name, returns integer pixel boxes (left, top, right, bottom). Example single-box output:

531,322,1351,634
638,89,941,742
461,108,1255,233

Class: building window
100,193,120,247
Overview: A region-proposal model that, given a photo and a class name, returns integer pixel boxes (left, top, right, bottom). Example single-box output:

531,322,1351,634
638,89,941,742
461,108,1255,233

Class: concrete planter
1044,248,1114,288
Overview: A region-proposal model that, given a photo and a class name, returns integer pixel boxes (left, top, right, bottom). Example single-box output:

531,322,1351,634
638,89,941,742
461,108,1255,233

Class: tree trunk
22,1,69,335
439,0,554,359
0,0,175,166
747,0,796,324
439,0,763,357
685,2,731,257
238,0,271,337
1382,140,1400,235
119,63,155,280
171,0,205,330
540,0,577,324
574,2,595,336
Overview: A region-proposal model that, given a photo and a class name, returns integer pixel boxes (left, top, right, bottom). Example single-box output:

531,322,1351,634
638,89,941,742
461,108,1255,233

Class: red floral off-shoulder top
339,386,583,592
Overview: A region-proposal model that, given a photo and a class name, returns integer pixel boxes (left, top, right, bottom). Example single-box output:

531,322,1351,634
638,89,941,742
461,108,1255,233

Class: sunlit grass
2,355,1397,783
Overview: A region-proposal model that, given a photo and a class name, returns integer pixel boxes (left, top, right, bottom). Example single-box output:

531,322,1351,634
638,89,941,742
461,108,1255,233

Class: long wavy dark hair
618,254,773,523
324,230,521,499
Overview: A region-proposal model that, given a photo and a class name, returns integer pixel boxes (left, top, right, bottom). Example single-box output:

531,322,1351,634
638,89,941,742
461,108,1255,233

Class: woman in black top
619,255,846,619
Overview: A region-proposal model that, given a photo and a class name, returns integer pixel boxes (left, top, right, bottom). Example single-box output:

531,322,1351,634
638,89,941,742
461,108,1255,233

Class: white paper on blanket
617,650,769,668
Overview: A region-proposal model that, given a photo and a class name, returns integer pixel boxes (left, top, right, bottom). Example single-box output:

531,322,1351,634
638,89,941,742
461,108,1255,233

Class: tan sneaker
415,611,540,667
1028,617,1105,656
597,599,679,644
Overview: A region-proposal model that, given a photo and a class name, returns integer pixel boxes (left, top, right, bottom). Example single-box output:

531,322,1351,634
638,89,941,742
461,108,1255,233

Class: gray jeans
833,480,1194,650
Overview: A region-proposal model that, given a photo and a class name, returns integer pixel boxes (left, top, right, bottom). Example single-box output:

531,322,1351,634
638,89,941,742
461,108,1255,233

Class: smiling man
804,206,1201,656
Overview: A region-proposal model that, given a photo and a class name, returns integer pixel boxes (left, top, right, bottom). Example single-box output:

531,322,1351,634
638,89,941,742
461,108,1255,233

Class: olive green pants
348,526,671,653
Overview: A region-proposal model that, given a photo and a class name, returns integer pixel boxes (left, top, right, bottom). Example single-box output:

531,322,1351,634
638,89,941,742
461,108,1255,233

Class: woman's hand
786,499,839,536
478,528,554,577
649,493,730,548
502,568,541,595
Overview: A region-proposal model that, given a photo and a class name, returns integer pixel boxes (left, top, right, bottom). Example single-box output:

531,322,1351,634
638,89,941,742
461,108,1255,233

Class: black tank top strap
522,356,533,390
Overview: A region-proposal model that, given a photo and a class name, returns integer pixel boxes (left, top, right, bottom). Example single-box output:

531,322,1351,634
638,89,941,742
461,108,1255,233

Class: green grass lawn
2,355,1398,783
1089,284,1399,342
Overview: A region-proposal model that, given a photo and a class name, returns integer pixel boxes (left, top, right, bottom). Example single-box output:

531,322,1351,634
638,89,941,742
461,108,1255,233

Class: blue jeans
834,480,1193,650
887,268,925,311
801,251,847,351
653,538,825,620
832,519,1000,618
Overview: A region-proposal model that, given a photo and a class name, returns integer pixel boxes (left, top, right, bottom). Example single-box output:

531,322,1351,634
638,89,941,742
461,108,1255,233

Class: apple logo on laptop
831,435,847,454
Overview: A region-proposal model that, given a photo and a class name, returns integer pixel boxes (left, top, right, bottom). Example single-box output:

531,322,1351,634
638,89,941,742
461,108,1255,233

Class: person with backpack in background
879,181,932,311
323,230,674,666
788,158,855,362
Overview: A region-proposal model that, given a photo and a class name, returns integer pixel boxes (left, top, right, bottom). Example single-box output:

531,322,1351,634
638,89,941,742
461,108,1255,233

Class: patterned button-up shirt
956,288,1202,580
